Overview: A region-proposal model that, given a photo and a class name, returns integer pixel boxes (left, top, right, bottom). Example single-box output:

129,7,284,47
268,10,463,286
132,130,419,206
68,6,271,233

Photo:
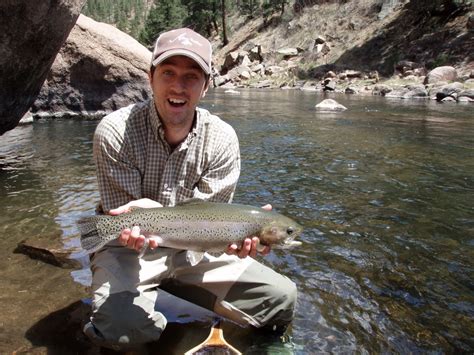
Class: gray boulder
458,89,474,102
433,82,464,101
315,99,347,112
0,0,86,135
424,66,458,84
385,85,428,99
31,15,151,117
372,84,393,96
277,47,300,58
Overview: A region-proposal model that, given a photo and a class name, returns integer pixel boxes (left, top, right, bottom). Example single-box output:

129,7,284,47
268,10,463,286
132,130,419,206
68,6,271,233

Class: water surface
0,89,472,353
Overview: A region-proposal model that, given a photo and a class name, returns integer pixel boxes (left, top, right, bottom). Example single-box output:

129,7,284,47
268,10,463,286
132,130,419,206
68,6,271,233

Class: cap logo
170,33,203,47
151,28,212,74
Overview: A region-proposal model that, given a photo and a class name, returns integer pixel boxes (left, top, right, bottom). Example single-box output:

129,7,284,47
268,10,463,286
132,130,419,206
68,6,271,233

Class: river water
0,89,472,353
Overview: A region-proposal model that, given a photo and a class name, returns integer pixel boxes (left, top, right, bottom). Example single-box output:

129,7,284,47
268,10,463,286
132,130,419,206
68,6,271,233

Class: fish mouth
281,240,302,249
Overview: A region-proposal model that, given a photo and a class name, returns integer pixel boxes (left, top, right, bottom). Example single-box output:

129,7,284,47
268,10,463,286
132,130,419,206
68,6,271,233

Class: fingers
109,205,131,216
226,237,267,259
261,204,272,211
118,226,147,252
148,237,160,250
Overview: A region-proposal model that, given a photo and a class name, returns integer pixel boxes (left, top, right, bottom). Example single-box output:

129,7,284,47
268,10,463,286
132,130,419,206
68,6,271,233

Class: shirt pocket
173,185,195,204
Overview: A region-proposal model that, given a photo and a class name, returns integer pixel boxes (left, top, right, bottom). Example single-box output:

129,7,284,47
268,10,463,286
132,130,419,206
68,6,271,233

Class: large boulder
424,66,458,84
31,15,152,117
0,0,86,135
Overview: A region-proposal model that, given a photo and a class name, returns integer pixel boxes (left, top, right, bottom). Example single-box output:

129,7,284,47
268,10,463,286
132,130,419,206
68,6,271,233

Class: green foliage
431,53,451,68
182,0,220,36
82,0,291,45
240,0,261,18
138,0,188,47
262,0,288,22
82,0,148,38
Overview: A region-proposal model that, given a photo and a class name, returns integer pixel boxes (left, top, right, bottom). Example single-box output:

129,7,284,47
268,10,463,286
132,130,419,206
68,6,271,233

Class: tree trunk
221,0,228,46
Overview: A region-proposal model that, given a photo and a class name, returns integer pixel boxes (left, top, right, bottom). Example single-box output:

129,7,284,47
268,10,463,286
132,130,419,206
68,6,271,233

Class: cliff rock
0,0,86,135
31,14,152,118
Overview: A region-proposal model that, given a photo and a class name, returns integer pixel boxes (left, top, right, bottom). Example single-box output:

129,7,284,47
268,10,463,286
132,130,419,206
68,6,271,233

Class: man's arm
193,129,241,203
93,115,142,213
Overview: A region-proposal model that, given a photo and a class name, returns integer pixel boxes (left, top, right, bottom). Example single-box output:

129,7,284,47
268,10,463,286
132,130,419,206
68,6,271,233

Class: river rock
424,66,458,84
385,84,428,99
315,99,347,112
265,65,285,76
345,86,358,94
458,89,474,102
0,0,86,135
433,82,464,101
395,60,423,76
323,79,337,91
31,15,151,118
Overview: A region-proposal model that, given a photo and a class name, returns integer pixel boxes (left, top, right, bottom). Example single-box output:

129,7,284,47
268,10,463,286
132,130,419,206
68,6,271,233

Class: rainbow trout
78,199,302,263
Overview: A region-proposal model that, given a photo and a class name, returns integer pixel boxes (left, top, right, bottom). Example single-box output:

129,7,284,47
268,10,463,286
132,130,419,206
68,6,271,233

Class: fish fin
77,216,104,253
176,198,206,206
186,251,205,266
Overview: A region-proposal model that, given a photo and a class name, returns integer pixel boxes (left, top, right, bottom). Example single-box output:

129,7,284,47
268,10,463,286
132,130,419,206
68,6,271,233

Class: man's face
150,55,209,129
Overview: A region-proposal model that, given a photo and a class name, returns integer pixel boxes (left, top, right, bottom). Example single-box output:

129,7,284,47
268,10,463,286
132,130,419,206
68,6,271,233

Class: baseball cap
151,28,212,75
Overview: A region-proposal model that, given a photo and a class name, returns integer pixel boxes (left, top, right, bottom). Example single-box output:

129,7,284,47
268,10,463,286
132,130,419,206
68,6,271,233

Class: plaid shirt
93,99,241,212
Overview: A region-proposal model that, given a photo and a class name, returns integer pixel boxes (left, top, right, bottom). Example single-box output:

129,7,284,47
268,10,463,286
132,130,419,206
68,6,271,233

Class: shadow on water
24,300,294,354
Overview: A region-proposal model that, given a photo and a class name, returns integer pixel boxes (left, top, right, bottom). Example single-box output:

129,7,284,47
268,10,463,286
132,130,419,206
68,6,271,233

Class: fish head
259,217,303,249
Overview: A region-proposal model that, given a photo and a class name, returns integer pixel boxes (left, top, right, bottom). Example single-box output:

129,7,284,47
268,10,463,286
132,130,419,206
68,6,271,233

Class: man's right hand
108,198,163,252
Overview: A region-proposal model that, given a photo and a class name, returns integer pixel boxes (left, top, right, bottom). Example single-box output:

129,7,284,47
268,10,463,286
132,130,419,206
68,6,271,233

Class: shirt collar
148,98,202,152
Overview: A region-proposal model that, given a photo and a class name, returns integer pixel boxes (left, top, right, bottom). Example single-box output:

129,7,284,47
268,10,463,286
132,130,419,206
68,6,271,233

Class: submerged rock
315,99,347,112
15,233,82,269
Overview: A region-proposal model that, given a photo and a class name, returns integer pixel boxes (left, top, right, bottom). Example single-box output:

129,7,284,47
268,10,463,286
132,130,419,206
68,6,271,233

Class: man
83,28,297,350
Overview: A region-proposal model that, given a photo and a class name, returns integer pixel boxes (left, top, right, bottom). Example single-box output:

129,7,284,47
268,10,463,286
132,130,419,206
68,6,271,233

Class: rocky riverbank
21,1,474,122
213,43,474,104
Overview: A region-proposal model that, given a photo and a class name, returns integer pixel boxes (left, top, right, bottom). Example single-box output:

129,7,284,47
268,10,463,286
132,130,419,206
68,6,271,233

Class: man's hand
226,204,272,258
108,198,163,252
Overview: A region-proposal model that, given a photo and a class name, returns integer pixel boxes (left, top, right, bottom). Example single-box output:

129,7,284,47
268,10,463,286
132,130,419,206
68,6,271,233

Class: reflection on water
0,91,473,353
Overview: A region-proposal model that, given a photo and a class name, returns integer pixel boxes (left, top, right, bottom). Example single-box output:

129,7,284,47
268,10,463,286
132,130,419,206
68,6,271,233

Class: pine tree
139,0,187,47
240,0,260,18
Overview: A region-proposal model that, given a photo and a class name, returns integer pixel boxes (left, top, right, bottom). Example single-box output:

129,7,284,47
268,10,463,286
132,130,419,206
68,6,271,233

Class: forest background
82,0,473,77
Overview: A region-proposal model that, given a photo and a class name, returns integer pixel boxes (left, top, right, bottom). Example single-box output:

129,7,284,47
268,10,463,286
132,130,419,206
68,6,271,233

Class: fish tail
77,216,104,254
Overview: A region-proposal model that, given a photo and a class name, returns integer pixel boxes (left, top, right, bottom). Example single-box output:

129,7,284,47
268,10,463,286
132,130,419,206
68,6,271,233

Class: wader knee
85,291,166,350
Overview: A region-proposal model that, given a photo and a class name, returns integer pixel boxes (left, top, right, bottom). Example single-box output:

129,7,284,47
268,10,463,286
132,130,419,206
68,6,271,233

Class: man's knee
268,276,297,322
86,291,166,350
225,272,297,329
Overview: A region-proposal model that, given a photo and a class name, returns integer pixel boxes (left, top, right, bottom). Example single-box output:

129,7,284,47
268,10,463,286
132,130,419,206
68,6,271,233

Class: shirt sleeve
93,114,142,213
194,127,241,203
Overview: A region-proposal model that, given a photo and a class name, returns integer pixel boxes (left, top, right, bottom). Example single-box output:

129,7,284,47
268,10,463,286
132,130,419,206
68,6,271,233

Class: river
0,89,472,353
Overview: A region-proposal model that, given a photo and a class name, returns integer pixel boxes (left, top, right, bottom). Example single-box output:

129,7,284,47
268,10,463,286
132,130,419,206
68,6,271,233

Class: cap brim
152,49,211,75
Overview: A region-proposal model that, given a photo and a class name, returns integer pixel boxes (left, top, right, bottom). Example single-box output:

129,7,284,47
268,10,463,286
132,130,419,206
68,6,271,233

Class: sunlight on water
0,91,473,353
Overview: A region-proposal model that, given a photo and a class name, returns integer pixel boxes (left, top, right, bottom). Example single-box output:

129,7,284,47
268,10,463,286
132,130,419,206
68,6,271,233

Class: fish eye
287,227,294,235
